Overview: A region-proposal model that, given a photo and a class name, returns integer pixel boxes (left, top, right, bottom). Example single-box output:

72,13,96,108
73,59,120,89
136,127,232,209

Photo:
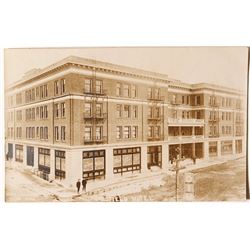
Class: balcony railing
83,89,107,96
83,112,107,120
83,136,107,145
168,118,205,125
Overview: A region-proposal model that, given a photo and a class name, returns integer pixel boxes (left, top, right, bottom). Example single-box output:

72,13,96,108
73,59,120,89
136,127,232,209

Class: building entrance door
27,146,34,166
8,143,13,159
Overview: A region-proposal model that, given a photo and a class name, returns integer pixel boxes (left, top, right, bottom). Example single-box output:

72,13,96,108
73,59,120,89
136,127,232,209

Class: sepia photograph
4,47,248,202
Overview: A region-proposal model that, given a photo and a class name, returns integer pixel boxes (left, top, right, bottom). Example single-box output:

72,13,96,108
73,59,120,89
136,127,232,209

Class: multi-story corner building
5,56,246,188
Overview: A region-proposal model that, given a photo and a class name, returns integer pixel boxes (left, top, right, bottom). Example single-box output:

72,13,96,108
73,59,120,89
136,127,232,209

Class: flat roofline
5,56,244,95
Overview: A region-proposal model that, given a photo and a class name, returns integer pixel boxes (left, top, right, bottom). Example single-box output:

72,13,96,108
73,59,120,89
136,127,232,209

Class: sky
4,47,249,90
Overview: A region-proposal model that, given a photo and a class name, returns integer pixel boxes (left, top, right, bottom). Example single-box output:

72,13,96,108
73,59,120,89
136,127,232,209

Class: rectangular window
61,126,66,141
96,126,102,140
61,103,65,117
131,85,137,98
36,107,40,118
54,80,59,95
124,126,130,139
148,88,153,99
82,150,105,180
36,87,39,98
55,126,59,141
44,106,48,118
84,79,92,93
44,127,48,140
155,126,160,138
124,105,130,118
182,96,185,104
44,85,48,98
84,102,92,117
84,126,92,141
132,106,138,118
148,106,153,118
96,80,103,94
123,84,130,97
96,103,102,117
155,88,160,99
36,127,39,138
132,126,138,138
38,148,50,174
61,79,66,94
148,126,153,138
116,126,122,139
116,104,122,118
113,147,141,175
155,107,160,118
116,83,121,96
40,127,44,139
55,150,66,180
40,106,44,119
55,103,60,118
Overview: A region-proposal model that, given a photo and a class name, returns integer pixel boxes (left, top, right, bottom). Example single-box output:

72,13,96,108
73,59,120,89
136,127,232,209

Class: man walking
76,179,81,194
82,179,87,192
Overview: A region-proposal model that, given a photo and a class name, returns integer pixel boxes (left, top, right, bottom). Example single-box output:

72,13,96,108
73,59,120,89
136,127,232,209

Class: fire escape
83,69,108,145
147,87,164,141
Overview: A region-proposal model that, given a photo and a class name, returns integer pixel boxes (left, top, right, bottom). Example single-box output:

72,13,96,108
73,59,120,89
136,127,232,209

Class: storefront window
113,147,141,175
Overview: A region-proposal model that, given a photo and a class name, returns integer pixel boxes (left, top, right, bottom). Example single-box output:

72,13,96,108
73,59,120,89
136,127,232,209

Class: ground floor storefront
6,137,245,188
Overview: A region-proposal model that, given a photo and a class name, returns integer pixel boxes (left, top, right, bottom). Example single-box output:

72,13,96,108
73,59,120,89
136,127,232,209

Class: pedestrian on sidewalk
76,179,81,194
82,179,87,192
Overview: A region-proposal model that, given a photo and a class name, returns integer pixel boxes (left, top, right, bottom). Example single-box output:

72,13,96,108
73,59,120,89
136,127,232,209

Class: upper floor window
61,103,65,117
116,83,121,96
148,106,153,118
148,126,153,138
148,88,153,99
55,126,59,141
96,126,102,140
54,80,59,95
131,85,137,98
196,96,201,105
116,126,122,139
84,79,92,93
124,105,130,118
96,80,103,94
85,102,92,116
61,79,66,93
131,126,138,139
61,126,66,141
123,84,130,97
84,127,92,140
55,104,60,118
155,107,160,118
116,104,122,118
172,94,176,104
124,126,130,139
132,106,138,118
96,103,103,116
155,89,160,99
182,96,185,104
